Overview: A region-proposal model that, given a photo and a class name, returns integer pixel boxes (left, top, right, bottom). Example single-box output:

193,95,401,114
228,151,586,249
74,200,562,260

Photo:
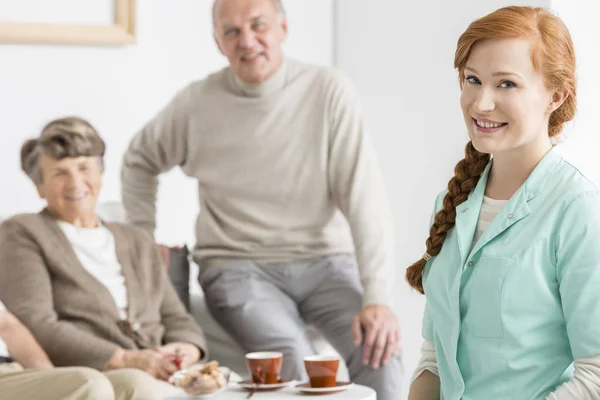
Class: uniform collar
458,146,562,215
455,146,562,262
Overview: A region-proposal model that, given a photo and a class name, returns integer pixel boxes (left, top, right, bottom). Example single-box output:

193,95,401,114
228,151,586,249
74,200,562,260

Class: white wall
0,0,334,246
550,0,600,185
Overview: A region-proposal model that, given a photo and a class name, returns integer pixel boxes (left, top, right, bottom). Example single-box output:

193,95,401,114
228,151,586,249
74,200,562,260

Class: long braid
406,141,490,294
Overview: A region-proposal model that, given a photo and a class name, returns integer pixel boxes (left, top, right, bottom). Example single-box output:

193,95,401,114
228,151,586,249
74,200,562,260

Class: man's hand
156,342,201,370
352,305,401,369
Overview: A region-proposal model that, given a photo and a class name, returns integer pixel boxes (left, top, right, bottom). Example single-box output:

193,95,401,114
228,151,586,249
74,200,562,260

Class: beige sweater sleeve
138,232,208,358
0,220,119,370
160,272,208,359
121,85,194,235
327,73,395,307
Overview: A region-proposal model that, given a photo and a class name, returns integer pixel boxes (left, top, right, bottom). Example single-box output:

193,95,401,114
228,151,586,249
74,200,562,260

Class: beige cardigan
0,210,207,370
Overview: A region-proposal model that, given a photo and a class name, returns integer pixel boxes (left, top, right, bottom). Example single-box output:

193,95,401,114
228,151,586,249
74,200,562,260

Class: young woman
407,6,600,400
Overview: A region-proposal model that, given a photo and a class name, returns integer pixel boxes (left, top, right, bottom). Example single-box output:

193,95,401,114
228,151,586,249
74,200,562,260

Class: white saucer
296,381,354,394
237,379,294,391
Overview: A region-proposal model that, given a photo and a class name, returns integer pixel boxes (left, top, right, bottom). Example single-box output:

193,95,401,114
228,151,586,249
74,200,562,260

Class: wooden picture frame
0,0,135,45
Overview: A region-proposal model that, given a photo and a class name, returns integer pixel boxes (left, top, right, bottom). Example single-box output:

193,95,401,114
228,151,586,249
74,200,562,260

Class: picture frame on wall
0,0,135,45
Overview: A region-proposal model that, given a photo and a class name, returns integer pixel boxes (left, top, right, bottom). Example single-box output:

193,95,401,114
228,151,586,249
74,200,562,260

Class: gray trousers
198,254,403,400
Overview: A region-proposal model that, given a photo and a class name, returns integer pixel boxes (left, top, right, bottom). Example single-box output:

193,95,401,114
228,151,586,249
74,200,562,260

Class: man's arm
0,310,53,369
121,85,194,236
326,71,394,309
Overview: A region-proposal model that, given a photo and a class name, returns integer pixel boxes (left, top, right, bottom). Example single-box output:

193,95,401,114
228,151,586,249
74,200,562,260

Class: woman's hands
156,342,201,370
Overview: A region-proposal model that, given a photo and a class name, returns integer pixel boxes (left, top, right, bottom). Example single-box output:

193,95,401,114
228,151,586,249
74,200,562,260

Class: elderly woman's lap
0,365,113,400
0,363,180,400
105,368,180,400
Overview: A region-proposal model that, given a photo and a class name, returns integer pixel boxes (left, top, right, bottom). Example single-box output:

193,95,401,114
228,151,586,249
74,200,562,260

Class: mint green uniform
423,148,600,399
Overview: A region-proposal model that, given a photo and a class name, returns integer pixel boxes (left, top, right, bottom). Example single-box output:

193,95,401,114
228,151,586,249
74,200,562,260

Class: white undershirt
57,221,128,320
0,300,9,357
471,195,507,246
411,196,600,398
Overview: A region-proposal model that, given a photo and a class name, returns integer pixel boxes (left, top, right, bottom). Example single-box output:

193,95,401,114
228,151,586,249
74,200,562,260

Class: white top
57,221,128,319
471,196,508,246
412,197,600,398
0,300,9,357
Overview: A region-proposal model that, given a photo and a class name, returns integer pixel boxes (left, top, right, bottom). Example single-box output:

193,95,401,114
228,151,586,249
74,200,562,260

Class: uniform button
508,213,514,219
467,261,474,267
132,322,140,331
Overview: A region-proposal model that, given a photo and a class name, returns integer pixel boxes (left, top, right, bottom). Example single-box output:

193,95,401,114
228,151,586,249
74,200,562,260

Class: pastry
175,361,228,394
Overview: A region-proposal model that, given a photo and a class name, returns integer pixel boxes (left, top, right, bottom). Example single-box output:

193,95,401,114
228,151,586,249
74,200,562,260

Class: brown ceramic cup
304,355,340,388
245,352,283,384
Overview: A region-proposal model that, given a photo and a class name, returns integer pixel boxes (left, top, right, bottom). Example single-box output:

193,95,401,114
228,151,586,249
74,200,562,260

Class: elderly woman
0,117,207,399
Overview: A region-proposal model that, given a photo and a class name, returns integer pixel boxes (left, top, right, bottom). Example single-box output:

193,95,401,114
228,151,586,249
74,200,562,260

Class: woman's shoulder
554,156,599,195
0,212,49,232
540,156,600,218
0,213,59,253
547,157,600,227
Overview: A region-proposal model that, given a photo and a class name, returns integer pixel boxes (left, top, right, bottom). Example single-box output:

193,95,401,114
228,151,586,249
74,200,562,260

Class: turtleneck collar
227,57,289,97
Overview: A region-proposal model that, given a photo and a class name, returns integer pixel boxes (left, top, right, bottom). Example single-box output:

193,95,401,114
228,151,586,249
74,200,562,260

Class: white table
166,382,377,399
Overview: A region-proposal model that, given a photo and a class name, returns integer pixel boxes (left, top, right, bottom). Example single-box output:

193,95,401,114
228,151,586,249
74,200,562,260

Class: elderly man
121,0,402,398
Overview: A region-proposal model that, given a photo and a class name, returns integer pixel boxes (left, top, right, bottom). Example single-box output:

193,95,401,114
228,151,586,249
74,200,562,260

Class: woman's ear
549,90,569,113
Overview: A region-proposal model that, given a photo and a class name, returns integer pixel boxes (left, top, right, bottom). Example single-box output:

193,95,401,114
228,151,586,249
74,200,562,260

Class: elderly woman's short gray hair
21,117,106,185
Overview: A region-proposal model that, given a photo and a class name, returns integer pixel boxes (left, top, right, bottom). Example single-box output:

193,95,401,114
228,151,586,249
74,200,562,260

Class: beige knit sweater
122,58,394,306
0,210,206,370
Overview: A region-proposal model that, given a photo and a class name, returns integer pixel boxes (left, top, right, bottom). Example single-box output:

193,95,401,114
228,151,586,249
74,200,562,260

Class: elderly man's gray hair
212,0,285,28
